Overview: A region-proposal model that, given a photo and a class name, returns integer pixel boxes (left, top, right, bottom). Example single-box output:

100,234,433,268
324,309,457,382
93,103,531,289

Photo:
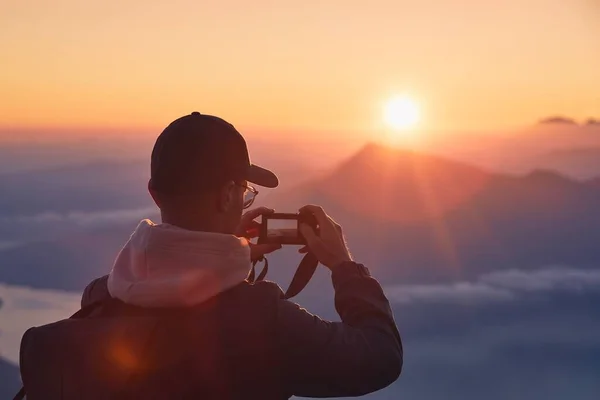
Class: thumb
299,223,319,246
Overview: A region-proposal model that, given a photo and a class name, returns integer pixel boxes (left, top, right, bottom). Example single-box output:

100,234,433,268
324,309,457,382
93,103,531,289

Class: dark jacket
19,262,402,399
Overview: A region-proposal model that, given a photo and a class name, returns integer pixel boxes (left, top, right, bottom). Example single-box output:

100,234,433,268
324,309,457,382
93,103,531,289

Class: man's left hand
236,207,282,262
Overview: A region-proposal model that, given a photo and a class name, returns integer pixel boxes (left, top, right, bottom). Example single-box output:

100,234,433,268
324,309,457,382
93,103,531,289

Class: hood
107,219,251,307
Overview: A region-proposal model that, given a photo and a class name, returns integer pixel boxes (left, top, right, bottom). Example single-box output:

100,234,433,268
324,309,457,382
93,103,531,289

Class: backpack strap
12,387,25,400
249,252,319,299
282,252,319,299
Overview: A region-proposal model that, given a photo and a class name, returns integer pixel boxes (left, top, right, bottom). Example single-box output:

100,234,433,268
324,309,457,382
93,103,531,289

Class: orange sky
1,0,599,138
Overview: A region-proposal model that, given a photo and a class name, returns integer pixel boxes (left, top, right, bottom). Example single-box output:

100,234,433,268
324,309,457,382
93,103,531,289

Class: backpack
14,252,319,399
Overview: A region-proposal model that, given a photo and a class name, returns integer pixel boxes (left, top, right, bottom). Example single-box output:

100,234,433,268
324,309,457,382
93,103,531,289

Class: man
18,112,402,399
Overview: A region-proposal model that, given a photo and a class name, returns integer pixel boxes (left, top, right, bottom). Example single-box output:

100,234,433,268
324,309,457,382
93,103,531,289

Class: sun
383,96,420,130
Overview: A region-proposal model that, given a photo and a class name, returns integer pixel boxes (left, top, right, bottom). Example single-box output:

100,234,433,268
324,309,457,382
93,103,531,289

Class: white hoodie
107,219,252,307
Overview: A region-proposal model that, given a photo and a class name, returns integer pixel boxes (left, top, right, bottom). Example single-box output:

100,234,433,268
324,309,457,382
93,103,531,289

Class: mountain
421,125,600,179
533,147,600,179
292,143,492,222
267,144,600,283
0,357,21,399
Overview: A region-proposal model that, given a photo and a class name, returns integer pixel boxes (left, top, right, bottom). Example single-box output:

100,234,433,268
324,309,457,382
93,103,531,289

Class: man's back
21,263,402,400
22,279,293,399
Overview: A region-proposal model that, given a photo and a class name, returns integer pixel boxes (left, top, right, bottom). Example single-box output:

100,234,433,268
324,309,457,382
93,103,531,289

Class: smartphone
258,212,317,245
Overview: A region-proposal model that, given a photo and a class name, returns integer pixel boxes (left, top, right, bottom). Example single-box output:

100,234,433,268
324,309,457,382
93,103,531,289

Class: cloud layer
0,284,80,363
2,267,598,364
0,207,159,246
385,267,600,305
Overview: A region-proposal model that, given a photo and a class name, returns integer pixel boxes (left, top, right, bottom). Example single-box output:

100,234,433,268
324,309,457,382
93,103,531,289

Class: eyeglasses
236,182,259,209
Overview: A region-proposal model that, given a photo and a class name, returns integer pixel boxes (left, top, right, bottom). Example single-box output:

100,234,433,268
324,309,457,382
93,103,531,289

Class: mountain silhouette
533,147,600,180
268,144,600,283
275,143,494,223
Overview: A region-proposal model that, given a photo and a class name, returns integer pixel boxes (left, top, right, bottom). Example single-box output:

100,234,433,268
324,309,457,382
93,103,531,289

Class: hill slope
533,147,600,180
268,144,600,283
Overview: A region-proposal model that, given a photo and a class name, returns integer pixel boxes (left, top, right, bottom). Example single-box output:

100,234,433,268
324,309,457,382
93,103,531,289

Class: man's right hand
298,205,352,270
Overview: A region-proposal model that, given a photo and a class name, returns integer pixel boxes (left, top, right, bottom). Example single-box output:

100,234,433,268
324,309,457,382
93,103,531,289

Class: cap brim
247,164,279,188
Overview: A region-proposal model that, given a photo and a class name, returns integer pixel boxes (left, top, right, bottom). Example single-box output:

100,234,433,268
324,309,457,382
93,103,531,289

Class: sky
1,0,599,139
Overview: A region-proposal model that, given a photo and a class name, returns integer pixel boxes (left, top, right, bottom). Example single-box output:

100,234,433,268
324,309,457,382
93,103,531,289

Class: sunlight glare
384,96,420,130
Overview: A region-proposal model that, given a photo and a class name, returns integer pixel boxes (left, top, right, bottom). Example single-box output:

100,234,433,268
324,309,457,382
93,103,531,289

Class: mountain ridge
267,143,600,283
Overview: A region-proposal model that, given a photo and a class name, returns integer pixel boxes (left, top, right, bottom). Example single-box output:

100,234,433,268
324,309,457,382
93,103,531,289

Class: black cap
150,112,278,194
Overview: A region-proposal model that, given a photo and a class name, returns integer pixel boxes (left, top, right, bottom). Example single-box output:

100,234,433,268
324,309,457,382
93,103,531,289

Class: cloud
0,284,80,364
0,207,158,228
385,281,514,305
0,207,159,244
385,269,600,400
385,267,600,305
480,267,600,292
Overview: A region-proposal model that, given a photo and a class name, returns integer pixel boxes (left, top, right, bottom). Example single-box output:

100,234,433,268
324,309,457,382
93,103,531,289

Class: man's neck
161,213,228,234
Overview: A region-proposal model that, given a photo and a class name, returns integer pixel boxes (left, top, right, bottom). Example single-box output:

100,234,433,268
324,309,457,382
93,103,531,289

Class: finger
246,227,260,239
245,220,262,236
241,207,274,224
298,222,319,247
237,208,274,236
298,246,309,254
300,205,339,236
299,205,331,230
323,214,342,233
332,220,343,235
247,220,261,230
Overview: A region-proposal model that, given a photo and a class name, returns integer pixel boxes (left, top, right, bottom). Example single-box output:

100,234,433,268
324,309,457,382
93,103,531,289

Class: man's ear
217,181,236,212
